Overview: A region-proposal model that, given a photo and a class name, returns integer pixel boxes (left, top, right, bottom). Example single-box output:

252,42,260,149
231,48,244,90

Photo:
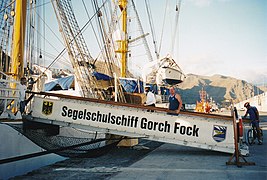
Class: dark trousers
20,101,26,113
147,104,155,112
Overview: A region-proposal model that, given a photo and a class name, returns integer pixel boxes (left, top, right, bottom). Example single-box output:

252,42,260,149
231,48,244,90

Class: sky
140,0,267,84
178,0,267,84
40,0,267,84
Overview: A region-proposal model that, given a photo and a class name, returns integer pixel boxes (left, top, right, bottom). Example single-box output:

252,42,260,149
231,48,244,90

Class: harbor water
0,123,65,179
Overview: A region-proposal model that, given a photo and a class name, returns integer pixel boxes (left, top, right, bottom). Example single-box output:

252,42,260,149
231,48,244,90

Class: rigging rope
131,0,153,63
92,0,114,77
42,0,45,67
81,0,101,52
29,24,68,64
26,0,37,70
101,0,122,79
34,8,65,47
158,0,169,55
0,0,15,14
33,0,108,83
26,0,50,11
170,0,182,57
0,0,12,49
94,0,114,76
37,0,41,65
144,0,159,59
27,45,71,67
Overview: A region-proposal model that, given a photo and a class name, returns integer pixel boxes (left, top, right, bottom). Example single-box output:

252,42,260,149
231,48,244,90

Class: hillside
258,85,267,92
177,74,264,104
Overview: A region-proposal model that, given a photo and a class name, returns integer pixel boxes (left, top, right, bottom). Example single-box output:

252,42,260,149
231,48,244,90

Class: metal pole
114,73,118,102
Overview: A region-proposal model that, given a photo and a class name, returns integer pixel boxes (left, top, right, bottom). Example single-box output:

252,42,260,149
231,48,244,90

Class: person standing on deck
18,77,27,114
168,86,182,115
144,86,156,112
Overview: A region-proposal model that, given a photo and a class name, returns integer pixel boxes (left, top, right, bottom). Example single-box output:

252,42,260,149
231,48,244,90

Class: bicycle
246,122,263,145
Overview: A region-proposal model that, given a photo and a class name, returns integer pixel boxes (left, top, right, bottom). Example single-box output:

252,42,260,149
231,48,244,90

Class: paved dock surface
111,143,267,180
12,116,267,180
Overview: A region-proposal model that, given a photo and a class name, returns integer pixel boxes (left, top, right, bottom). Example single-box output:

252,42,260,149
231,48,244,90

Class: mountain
258,85,267,92
177,74,264,104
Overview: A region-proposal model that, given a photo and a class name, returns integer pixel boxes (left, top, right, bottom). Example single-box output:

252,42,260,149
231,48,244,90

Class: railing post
226,100,255,167
0,72,22,119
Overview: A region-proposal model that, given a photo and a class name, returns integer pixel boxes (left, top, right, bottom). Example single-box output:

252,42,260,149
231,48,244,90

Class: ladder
28,92,249,155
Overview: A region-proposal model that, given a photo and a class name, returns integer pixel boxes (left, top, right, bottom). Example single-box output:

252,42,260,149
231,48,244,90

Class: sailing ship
0,0,185,157
0,3,251,178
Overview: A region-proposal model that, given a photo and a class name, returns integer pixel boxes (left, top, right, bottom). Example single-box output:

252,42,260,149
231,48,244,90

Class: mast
11,0,27,81
116,0,128,77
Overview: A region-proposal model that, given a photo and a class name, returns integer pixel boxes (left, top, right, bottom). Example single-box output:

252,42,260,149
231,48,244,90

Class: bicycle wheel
247,129,254,145
260,129,263,143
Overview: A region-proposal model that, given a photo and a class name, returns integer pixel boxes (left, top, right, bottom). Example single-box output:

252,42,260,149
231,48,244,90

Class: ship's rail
0,71,21,119
160,94,169,103
28,91,233,121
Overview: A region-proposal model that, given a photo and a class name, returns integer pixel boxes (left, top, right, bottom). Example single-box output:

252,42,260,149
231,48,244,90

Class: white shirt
146,91,156,105
18,84,27,101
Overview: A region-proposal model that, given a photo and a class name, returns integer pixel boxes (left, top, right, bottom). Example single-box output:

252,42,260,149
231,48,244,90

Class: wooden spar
27,91,233,121
10,0,27,82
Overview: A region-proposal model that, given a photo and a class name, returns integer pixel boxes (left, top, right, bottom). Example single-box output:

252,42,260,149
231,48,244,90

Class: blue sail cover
45,75,74,91
144,84,169,95
92,71,112,80
119,78,144,93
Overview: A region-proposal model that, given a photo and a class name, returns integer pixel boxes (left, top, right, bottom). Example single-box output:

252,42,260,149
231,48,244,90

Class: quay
11,114,267,180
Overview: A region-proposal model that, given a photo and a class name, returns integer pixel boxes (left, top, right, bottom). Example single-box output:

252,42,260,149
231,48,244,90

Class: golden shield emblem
42,101,53,115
